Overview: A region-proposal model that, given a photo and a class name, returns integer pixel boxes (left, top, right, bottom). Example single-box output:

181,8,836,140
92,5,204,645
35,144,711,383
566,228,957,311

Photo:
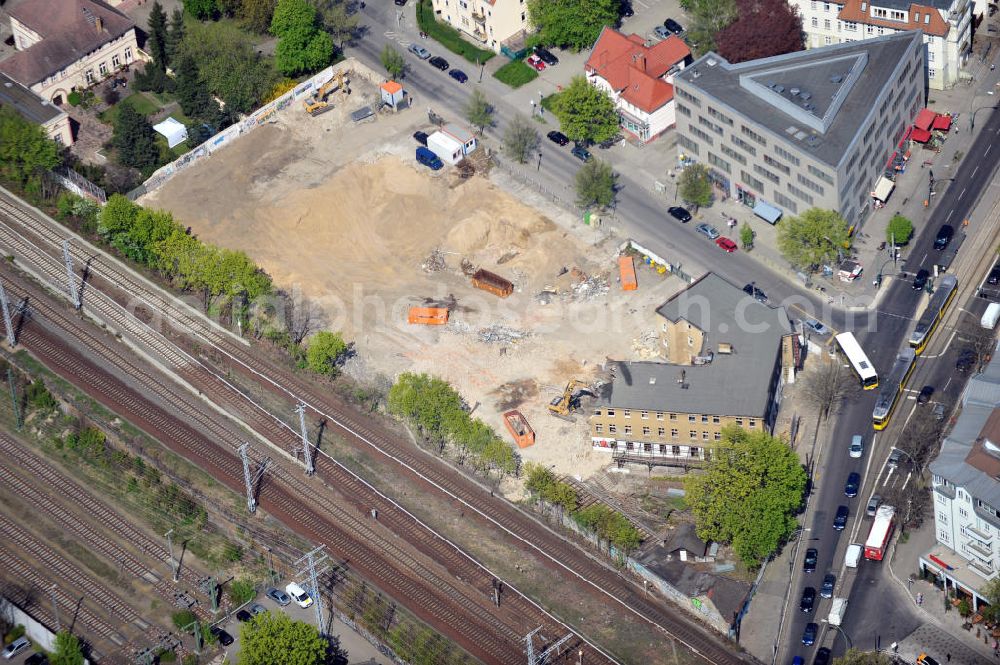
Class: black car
814,648,832,665
25,655,49,665
621,1,634,16
833,505,849,531
934,224,954,249
394,0,407,4
917,385,935,404
428,56,449,71
236,609,253,622
664,18,684,34
845,472,860,497
742,283,768,303
820,573,836,598
547,130,569,146
803,547,818,573
571,145,592,162
534,47,559,66
912,268,929,290
211,626,234,646
799,586,816,612
956,348,977,373
802,622,818,646
988,265,1000,285
668,206,692,223
448,69,468,83
413,130,429,146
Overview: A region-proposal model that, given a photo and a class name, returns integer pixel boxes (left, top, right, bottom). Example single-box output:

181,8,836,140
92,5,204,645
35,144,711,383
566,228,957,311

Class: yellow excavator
548,379,591,417
302,71,350,116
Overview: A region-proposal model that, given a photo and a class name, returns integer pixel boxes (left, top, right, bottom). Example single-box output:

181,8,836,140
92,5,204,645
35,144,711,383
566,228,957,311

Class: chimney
96,16,104,32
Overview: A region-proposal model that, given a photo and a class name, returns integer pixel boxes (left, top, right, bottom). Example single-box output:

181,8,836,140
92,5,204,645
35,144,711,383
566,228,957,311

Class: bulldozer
548,379,592,418
302,70,351,116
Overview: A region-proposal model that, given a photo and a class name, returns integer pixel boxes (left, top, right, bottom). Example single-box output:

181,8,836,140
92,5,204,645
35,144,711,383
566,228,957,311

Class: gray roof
674,30,923,168
875,0,953,10
665,523,706,557
635,543,750,622
963,341,1000,407
0,73,63,124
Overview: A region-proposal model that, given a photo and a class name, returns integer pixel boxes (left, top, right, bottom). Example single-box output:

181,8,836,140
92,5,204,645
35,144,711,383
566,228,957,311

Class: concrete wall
0,597,89,663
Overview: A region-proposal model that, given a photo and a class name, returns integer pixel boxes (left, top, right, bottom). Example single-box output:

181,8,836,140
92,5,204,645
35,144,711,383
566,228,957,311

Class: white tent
153,117,188,148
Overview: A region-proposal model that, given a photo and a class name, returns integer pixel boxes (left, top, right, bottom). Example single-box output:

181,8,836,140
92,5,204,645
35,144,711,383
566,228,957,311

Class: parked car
833,505,849,531
25,654,48,665
668,206,692,223
988,264,1000,285
547,130,569,146
621,1,635,17
428,56,449,71
266,587,291,606
285,581,314,609
792,658,805,665
236,609,253,622
210,626,234,646
814,648,832,665
802,319,829,335
716,237,738,253
956,348,977,373
849,434,864,458
934,224,954,249
525,54,546,71
803,547,818,573
413,130,429,146
394,0,407,5
696,223,720,239
653,25,671,39
917,385,935,404
2,637,30,660
534,47,559,66
571,145,592,162
820,573,836,598
802,622,818,646
888,449,904,469
845,472,861,497
933,403,946,421
799,586,816,612
416,146,444,170
866,493,882,517
913,268,929,290
449,69,468,83
742,283,768,303
408,44,431,59
917,654,941,665
664,18,685,34
249,603,267,615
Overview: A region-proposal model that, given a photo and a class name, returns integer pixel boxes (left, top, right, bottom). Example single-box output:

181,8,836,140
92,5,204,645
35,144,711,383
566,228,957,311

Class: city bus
908,275,958,355
864,504,896,561
835,332,879,390
872,347,916,431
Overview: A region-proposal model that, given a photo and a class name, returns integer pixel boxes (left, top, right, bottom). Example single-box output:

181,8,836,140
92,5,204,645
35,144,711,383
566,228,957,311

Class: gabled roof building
0,73,74,145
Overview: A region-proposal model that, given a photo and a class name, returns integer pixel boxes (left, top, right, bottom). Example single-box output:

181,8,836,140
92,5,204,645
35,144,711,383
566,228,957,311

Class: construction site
142,59,685,483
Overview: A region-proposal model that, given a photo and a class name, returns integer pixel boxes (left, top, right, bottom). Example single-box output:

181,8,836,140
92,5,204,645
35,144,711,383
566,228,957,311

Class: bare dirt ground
143,65,684,482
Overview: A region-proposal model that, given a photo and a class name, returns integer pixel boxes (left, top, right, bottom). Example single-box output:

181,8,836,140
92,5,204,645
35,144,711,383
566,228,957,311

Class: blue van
416,146,443,170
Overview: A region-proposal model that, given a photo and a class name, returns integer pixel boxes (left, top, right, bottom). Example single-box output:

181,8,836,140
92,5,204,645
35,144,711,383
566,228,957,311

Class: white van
982,302,1000,330
285,582,313,608
845,544,862,568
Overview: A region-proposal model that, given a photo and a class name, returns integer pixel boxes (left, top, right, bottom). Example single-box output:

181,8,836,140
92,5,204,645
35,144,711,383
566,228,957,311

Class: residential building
673,31,924,230
589,273,794,466
584,27,692,143
0,73,74,146
926,345,1000,610
430,0,529,55
0,0,139,105
790,0,972,89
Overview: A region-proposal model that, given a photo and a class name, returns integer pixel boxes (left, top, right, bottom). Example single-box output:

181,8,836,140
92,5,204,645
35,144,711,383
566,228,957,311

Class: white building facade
430,0,529,54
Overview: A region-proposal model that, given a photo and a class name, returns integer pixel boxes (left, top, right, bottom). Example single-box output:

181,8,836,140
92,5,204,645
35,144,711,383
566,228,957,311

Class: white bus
835,332,878,390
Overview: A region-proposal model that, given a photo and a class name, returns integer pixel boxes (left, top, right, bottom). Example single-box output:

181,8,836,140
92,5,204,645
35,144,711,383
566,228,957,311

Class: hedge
416,0,495,65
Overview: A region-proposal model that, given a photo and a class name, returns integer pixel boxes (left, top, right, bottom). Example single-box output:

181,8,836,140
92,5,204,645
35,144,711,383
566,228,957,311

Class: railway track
0,188,754,664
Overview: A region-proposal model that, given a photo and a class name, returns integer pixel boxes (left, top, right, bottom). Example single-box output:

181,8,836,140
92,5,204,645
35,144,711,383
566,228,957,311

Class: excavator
302,70,351,116
548,379,592,418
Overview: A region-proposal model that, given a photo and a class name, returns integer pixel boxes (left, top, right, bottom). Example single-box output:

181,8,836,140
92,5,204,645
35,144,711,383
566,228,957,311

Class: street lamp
970,104,1000,131
825,622,854,650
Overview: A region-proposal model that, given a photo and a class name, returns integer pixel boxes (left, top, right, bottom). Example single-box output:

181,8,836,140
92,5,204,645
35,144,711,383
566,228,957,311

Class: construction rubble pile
534,266,610,305
631,331,662,360
421,248,448,273
478,324,532,345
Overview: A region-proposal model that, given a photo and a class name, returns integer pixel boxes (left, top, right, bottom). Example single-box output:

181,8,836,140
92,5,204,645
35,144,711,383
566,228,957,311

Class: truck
844,543,862,568
864,505,896,561
982,302,1000,330
828,597,848,626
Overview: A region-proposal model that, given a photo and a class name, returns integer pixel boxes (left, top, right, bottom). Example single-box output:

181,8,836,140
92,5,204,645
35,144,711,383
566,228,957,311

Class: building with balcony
926,345,1000,610
672,30,924,231
584,27,692,144
0,73,74,146
789,0,972,89
430,0,529,55
589,273,794,467
0,0,138,106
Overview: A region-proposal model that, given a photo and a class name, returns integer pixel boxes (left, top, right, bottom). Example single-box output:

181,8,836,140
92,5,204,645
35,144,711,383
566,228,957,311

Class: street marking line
988,144,993,155
960,187,967,199
974,165,981,177
946,209,954,221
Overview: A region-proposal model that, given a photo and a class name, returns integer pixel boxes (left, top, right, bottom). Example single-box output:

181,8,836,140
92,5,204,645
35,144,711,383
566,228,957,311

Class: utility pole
62,240,80,309
239,442,270,513
524,627,572,665
0,278,15,347
165,528,179,582
7,367,21,430
295,403,314,475
294,546,331,635
49,583,60,632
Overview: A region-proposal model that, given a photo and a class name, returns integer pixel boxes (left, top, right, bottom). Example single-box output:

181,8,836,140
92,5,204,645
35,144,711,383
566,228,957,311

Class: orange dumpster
472,269,514,298
503,410,535,448
407,307,449,325
618,255,637,291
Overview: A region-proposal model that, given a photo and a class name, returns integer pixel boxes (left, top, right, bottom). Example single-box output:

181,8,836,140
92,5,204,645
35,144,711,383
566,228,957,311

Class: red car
526,55,546,71
716,237,738,252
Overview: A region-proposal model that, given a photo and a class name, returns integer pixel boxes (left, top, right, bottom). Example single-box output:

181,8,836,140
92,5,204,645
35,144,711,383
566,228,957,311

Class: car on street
845,472,860,497
571,145,592,162
413,130,429,146
695,223,720,239
820,573,836,598
534,47,559,66
266,587,290,606
25,654,48,665
236,609,253,622
653,25,671,39
956,348,977,373
912,268,929,290
428,56,449,71
933,403,946,421
888,448,904,469
408,44,431,59
803,547,818,572
286,581,314,608
813,648,832,665
716,237,738,252
917,654,940,665
621,1,634,17
866,493,882,517
917,385,935,404
668,206,692,223
547,130,569,146
833,505,849,530
211,626,234,646
525,54,546,71
801,622,818,645
802,318,829,335
934,224,954,249
988,265,1000,285
799,586,816,612
849,434,864,458
743,283,768,303
2,637,30,659
449,69,468,83
664,18,685,34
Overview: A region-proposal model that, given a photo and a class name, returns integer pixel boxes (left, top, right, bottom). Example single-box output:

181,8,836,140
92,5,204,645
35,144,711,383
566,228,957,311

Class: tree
175,55,213,120
528,0,619,51
0,106,60,188
178,21,277,113
183,0,219,20
240,0,277,33
314,0,358,48
681,0,738,56
574,158,616,209
677,163,713,210
238,612,326,665
148,1,169,69
886,213,914,245
113,103,160,173
967,325,998,371
271,0,316,34
464,89,494,135
882,481,927,533
271,0,333,76
832,649,893,665
685,425,807,568
715,0,803,64
503,113,539,164
552,76,619,145
380,44,405,80
740,222,754,249
50,631,85,665
895,409,943,477
167,9,187,60
798,358,856,421
229,577,256,605
306,331,348,374
776,208,850,270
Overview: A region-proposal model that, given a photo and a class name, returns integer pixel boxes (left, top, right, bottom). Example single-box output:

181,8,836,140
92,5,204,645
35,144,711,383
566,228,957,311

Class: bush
223,542,243,562
493,59,539,88
305,331,348,375
67,91,82,106
229,577,256,605
5,625,26,644
182,655,198,665
886,213,914,245
172,610,198,631
26,379,57,411
416,0,494,64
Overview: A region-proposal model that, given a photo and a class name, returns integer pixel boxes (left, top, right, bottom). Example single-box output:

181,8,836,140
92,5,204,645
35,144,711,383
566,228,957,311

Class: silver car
265,587,290,606
695,223,720,240
802,318,830,335
653,25,671,39
408,43,431,59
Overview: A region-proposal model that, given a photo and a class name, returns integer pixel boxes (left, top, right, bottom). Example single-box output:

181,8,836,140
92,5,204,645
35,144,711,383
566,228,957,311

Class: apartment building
584,28,692,144
0,0,138,106
926,348,1000,610
791,0,971,89
589,274,793,466
672,31,924,231
0,73,74,146
430,0,529,54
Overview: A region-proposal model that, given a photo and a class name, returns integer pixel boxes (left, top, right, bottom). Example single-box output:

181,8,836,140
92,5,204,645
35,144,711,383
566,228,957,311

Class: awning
753,199,783,224
914,108,936,130
872,176,895,202
928,554,954,571
933,114,952,131
911,126,933,143
153,117,188,148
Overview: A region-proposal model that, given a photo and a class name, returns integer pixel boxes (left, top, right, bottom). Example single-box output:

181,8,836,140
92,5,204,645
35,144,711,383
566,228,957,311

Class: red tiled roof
621,66,675,112
837,0,949,37
585,26,690,113
0,0,135,87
